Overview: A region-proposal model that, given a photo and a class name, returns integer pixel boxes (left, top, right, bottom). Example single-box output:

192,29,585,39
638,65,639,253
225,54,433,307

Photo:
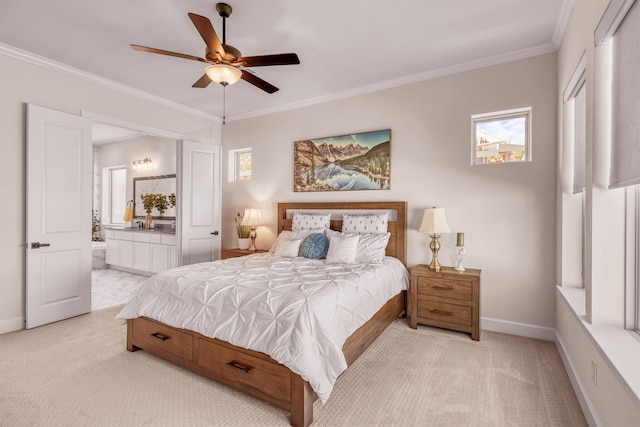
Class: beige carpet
0,306,586,426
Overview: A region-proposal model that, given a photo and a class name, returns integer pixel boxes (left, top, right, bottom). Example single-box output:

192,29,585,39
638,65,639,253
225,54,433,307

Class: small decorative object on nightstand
418,207,451,272
221,248,268,259
409,265,481,340
454,232,465,271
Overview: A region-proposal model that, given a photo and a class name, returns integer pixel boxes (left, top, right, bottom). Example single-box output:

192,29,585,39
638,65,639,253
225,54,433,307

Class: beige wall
99,135,177,223
0,53,221,333
222,52,558,332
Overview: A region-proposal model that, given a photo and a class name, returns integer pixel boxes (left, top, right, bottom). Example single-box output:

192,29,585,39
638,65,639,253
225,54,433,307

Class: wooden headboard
277,201,407,265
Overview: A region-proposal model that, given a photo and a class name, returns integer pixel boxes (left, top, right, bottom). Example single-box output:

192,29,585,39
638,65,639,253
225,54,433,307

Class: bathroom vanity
104,228,178,276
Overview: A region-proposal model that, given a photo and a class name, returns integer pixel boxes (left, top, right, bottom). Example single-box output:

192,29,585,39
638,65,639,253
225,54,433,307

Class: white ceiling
0,0,571,123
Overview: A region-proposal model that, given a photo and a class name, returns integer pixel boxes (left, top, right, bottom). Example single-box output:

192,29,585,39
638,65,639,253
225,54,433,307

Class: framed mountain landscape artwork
294,129,391,192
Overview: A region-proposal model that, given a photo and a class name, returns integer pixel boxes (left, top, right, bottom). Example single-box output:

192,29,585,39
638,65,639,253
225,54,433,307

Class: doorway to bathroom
91,121,177,311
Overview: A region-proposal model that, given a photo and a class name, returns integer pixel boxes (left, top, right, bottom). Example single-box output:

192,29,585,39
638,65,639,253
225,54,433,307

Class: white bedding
116,252,408,402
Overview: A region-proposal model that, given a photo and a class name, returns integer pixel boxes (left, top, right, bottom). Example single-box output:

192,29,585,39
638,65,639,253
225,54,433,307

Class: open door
178,140,221,265
26,104,92,328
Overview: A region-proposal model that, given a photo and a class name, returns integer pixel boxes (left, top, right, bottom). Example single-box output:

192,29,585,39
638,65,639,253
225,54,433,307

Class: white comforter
116,253,408,402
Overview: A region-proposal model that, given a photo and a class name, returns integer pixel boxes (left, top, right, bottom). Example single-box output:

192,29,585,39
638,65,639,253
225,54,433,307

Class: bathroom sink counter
103,225,175,235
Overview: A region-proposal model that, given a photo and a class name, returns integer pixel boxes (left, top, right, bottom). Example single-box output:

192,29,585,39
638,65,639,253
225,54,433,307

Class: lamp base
428,234,442,272
248,227,257,251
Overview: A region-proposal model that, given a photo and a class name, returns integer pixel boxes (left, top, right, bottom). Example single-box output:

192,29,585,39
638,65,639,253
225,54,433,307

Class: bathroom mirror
133,174,177,219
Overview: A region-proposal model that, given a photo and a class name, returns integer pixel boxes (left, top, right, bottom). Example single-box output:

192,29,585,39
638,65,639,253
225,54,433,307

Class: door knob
211,231,219,235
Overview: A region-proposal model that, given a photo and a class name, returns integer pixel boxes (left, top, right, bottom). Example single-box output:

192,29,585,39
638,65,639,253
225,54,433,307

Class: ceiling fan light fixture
205,64,242,86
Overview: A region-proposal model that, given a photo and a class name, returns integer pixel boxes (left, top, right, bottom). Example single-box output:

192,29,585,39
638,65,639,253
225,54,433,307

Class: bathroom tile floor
92,268,149,311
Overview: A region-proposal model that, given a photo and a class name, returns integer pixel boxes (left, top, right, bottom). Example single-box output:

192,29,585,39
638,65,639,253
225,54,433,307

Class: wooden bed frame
125,201,407,426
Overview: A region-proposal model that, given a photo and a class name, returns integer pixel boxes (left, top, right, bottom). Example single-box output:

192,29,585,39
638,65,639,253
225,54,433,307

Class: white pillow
325,234,360,264
354,232,391,263
274,239,302,257
342,213,389,234
269,229,325,254
292,213,331,231
326,229,390,263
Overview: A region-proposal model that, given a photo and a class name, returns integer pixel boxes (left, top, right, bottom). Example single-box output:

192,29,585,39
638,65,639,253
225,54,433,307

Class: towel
123,204,133,222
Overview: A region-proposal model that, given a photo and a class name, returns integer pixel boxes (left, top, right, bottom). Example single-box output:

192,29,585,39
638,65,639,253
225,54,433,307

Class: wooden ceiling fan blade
188,13,225,60
241,70,279,93
130,44,208,63
238,53,300,67
192,74,212,88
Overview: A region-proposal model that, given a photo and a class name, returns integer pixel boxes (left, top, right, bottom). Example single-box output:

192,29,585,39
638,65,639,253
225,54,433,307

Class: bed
117,201,408,426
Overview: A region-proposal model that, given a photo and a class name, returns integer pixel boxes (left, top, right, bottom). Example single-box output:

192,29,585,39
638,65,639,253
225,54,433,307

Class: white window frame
471,107,532,165
228,148,252,182
628,187,640,333
101,165,127,225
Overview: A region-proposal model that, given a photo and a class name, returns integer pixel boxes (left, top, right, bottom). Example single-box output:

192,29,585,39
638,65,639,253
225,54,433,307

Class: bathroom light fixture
240,208,262,251
205,64,242,86
132,158,153,170
418,207,451,272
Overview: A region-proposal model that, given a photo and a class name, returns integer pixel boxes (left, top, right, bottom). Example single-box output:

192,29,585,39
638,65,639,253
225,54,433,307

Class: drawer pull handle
150,332,169,341
227,360,252,373
429,309,453,317
433,285,453,291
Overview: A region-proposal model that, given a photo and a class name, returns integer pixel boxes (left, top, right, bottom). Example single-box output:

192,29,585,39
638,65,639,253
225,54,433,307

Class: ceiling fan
130,2,300,93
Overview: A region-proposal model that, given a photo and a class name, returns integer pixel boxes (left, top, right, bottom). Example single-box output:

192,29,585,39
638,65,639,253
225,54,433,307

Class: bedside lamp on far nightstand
241,208,262,251
418,207,451,272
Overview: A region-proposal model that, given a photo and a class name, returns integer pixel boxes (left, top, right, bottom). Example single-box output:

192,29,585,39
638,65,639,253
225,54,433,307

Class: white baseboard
555,333,600,427
0,316,24,335
481,316,556,341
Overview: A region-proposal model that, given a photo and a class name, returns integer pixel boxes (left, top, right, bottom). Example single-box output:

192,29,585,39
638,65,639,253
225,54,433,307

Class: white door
26,104,92,328
178,140,221,265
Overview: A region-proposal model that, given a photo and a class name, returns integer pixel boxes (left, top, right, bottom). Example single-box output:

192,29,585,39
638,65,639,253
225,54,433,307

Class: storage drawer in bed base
126,290,406,427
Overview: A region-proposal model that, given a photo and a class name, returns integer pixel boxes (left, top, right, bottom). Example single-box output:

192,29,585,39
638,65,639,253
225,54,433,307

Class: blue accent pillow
300,233,329,259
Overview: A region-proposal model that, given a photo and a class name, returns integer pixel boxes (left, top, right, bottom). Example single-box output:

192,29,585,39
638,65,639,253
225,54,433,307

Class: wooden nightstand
409,265,481,340
221,248,268,259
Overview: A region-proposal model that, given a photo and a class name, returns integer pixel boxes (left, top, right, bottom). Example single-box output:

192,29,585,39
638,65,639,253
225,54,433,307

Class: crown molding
0,42,218,122
227,42,558,122
552,0,576,48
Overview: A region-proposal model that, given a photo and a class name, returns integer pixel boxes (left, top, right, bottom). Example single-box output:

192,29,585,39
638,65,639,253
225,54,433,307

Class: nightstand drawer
416,299,472,326
416,277,472,301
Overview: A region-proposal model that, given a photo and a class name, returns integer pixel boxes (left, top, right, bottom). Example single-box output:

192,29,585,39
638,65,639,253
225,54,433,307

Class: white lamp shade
205,64,242,85
241,208,262,226
418,208,451,234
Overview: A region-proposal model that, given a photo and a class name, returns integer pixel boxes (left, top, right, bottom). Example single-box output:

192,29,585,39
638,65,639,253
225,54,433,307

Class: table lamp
418,207,451,272
241,208,262,251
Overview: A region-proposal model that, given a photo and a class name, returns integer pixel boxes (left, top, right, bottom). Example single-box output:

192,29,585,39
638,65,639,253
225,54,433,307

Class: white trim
480,316,556,341
553,0,576,48
0,42,218,122
226,43,557,122
625,187,638,330
595,0,637,44
0,316,24,335
563,52,587,103
555,333,601,427
82,111,186,141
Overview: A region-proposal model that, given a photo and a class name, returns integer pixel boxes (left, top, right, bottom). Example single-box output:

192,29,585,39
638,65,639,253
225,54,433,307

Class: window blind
609,0,640,189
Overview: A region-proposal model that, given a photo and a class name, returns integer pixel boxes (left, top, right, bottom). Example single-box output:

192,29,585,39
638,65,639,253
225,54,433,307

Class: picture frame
293,129,391,192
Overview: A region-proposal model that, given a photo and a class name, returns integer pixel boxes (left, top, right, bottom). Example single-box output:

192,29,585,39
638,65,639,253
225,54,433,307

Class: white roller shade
610,0,640,189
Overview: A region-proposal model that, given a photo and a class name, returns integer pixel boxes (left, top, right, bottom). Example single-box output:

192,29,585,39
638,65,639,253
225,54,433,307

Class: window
228,148,252,182
562,54,587,288
596,0,640,333
471,107,532,165
101,166,127,224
